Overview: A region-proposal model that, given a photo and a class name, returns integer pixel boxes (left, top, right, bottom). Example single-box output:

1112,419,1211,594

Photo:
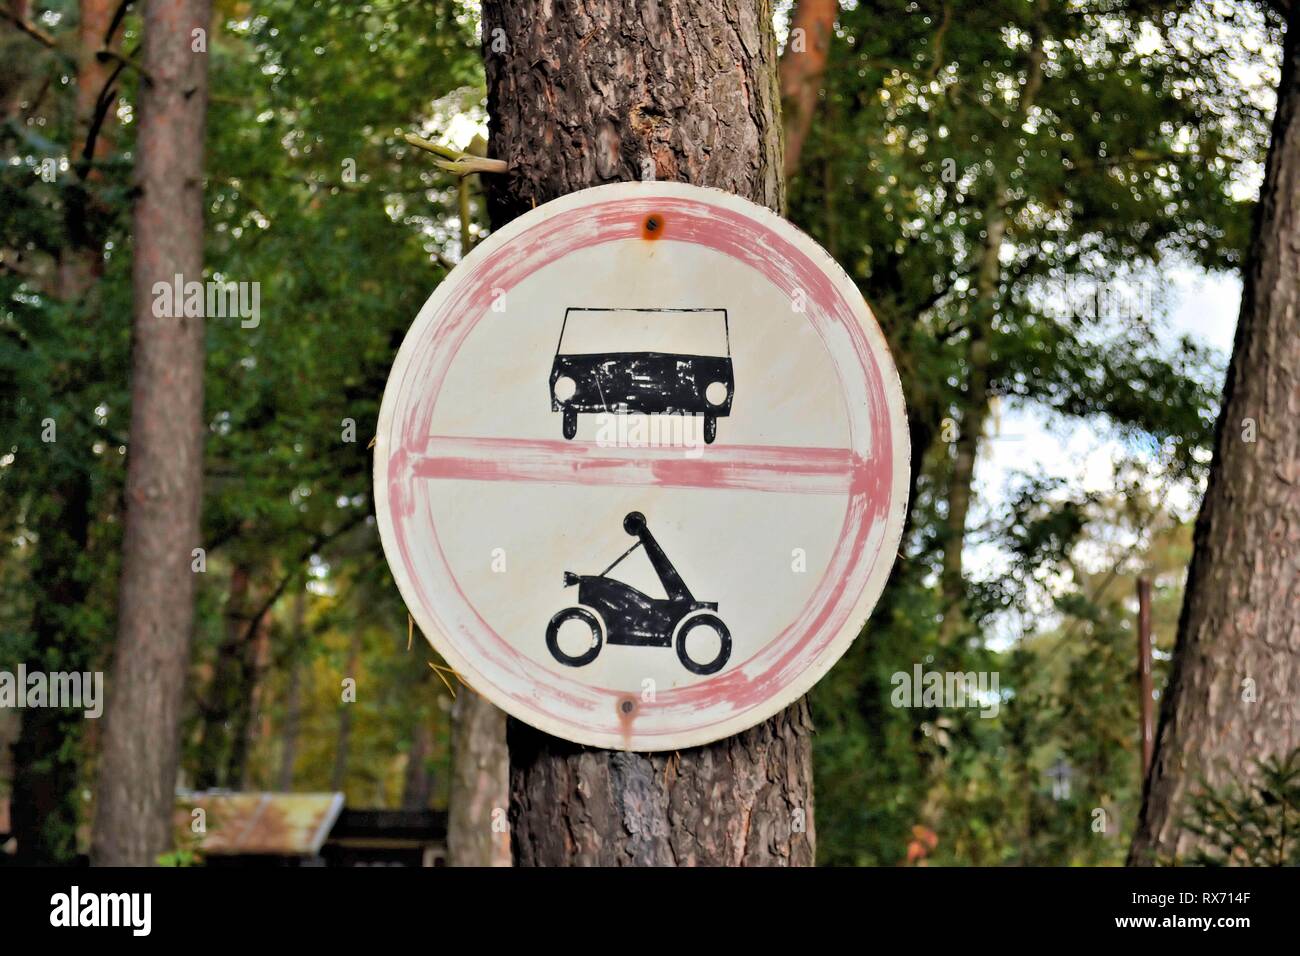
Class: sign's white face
375,182,909,751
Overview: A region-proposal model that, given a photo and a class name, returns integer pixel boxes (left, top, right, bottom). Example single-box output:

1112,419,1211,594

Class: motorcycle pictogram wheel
546,606,604,667
675,612,731,675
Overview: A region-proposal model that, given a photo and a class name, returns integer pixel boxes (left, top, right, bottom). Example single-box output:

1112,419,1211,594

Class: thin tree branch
0,7,56,48
104,0,131,47
458,175,473,253
919,263,979,317
926,2,953,83
403,132,507,174
77,40,142,177
237,511,370,647
77,63,123,177
94,47,148,78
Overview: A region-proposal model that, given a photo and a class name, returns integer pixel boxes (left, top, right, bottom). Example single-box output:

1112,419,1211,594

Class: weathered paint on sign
375,181,909,751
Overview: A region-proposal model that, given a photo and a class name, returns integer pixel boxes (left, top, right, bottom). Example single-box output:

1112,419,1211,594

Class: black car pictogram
549,307,734,444
546,512,732,675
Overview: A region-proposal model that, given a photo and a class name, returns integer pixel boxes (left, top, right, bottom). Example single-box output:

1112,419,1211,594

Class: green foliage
812,567,946,865
1,0,481,858
0,1,139,862
185,0,481,798
794,0,1274,866
0,0,1282,867
156,848,203,868
1183,749,1300,866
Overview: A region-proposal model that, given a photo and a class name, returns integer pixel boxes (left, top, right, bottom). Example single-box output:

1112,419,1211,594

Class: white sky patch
974,265,1241,648
1161,266,1241,352
441,111,487,153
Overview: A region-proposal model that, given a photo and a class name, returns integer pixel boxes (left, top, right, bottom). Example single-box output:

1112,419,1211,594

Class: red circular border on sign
380,191,898,743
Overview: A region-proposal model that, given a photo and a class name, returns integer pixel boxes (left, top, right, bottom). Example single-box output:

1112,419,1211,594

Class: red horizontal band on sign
411,436,868,496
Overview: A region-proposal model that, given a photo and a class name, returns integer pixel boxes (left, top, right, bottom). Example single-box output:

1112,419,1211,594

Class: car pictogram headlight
554,375,577,401
705,381,729,406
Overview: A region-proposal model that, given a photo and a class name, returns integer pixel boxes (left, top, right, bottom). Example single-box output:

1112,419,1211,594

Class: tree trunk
331,630,362,794
1130,3,1300,864
938,210,1002,642
779,0,837,178
194,562,250,789
11,479,91,865
92,0,211,866
277,588,306,791
482,0,815,867
226,589,271,789
937,0,1045,642
402,712,436,811
482,0,782,223
447,690,509,866
10,0,120,865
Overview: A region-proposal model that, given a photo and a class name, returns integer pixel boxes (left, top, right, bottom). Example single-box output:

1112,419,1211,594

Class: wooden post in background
1136,576,1154,781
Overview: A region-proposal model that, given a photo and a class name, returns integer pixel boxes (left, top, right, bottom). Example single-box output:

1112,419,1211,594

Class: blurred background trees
0,0,1288,865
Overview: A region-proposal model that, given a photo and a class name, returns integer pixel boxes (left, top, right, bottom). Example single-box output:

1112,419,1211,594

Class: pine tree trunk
11,479,91,865
402,713,436,811
226,603,270,789
331,630,362,793
91,0,211,866
1130,4,1300,864
779,0,837,178
447,690,509,866
9,0,121,867
195,563,251,789
277,588,306,791
481,0,815,867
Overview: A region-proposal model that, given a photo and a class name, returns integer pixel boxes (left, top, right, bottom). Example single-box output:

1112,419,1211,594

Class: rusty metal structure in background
174,792,447,866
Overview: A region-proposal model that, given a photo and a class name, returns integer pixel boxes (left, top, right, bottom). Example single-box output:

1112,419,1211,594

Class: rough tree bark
779,0,837,178
447,690,510,865
1130,3,1300,864
482,0,815,866
92,0,211,866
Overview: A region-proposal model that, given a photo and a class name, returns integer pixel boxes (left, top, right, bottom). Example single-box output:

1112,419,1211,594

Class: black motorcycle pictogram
546,512,732,675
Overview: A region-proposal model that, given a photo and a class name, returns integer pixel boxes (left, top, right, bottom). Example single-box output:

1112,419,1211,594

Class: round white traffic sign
375,181,908,751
